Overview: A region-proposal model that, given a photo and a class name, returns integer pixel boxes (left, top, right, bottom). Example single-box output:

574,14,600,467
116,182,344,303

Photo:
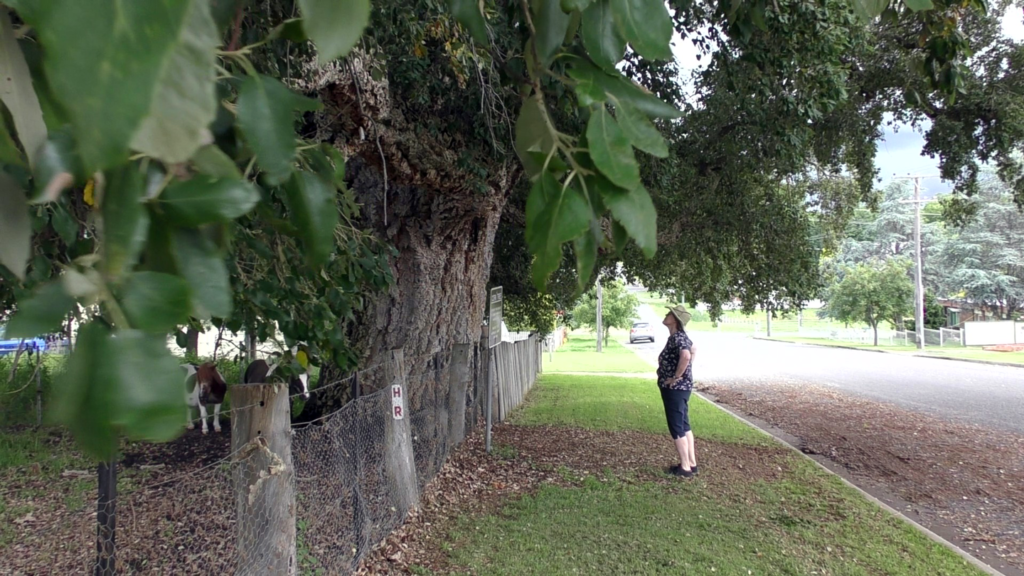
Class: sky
669,6,1024,199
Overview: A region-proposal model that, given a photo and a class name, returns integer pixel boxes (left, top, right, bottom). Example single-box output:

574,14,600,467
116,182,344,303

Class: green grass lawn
923,347,1024,365
545,336,655,374
767,336,919,352
511,374,768,445
636,291,672,308
436,375,984,576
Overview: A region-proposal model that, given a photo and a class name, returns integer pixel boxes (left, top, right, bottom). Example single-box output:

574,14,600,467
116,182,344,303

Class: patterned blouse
657,331,693,391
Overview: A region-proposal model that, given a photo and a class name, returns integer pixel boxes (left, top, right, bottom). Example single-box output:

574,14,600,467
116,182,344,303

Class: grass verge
546,336,654,374
768,336,1024,365
510,374,768,445
439,375,985,576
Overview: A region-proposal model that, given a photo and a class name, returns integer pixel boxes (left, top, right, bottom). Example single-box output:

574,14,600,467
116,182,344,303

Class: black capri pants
660,387,692,439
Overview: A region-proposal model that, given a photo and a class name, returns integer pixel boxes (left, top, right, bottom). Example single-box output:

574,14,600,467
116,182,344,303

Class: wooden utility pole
595,279,603,353
896,174,936,350
231,382,296,575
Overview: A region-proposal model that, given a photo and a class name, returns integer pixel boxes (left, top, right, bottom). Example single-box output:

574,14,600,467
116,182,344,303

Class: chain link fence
11,336,540,574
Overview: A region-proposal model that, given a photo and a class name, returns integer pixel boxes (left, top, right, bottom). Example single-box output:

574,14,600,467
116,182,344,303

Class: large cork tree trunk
296,56,518,417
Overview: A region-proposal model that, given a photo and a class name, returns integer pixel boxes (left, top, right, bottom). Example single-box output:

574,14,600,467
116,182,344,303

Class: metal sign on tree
488,287,502,349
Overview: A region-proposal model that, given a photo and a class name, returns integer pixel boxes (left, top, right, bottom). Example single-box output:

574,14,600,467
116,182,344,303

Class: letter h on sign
391,385,404,420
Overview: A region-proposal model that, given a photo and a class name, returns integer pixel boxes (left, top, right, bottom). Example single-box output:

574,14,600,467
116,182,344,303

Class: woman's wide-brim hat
667,305,692,327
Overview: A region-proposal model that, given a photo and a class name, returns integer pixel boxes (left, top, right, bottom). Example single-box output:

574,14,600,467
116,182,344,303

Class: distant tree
825,259,913,346
935,178,1024,320
833,182,948,290
572,280,639,349
904,290,945,331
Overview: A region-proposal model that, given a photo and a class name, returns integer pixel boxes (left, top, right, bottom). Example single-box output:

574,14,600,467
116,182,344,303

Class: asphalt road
627,305,1024,434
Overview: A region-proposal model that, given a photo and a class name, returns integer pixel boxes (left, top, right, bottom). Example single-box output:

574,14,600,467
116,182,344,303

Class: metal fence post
35,348,42,427
95,459,116,576
485,347,493,453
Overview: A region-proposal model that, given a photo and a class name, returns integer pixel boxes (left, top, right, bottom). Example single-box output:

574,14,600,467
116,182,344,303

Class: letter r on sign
393,406,403,418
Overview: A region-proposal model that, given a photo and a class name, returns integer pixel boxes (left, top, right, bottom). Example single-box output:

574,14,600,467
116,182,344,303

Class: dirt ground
700,382,1024,575
0,430,235,575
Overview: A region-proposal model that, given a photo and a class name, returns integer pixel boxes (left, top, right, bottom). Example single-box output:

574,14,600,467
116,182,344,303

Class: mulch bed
701,382,1024,572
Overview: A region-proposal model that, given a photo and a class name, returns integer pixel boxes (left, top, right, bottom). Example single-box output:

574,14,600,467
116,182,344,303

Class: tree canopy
0,0,1019,458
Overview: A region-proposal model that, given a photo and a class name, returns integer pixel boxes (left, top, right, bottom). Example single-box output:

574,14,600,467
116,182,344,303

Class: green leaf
586,106,640,189
191,144,242,179
52,322,117,458
130,0,219,164
24,0,199,170
0,172,29,280
533,0,572,64
0,8,47,166
0,105,27,168
322,145,348,190
120,272,191,332
852,0,889,20
573,221,600,289
610,0,673,61
268,18,309,43
31,127,84,203
286,171,339,266
111,331,185,442
15,37,68,132
614,98,668,157
298,0,371,63
158,176,259,227
54,323,184,460
525,172,591,289
101,164,149,280
902,0,933,11
51,201,78,245
562,0,594,11
141,215,179,276
237,74,320,185
582,0,625,72
5,280,74,338
210,0,237,31
596,177,657,258
515,96,557,178
173,228,232,319
449,0,490,45
567,60,681,118
611,219,628,253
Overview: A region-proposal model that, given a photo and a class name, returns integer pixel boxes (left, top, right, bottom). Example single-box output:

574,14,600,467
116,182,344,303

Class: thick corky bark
301,55,519,414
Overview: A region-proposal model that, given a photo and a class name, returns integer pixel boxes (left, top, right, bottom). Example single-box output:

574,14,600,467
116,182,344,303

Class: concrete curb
695,390,1005,576
753,337,1024,369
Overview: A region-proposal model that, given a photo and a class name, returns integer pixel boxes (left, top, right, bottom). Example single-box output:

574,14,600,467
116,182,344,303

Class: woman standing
657,305,698,478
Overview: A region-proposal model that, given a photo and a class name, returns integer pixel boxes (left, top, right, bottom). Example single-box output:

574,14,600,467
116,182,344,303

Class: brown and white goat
182,362,228,434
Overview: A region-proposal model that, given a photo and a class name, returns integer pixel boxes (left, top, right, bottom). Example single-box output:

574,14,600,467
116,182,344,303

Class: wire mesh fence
11,335,541,575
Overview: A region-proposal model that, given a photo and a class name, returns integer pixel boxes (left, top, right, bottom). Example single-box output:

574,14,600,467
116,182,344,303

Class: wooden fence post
231,382,296,575
384,349,419,516
448,343,471,448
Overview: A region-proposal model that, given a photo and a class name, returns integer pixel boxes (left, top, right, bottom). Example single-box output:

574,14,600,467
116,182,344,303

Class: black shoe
668,464,694,478
691,465,699,475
